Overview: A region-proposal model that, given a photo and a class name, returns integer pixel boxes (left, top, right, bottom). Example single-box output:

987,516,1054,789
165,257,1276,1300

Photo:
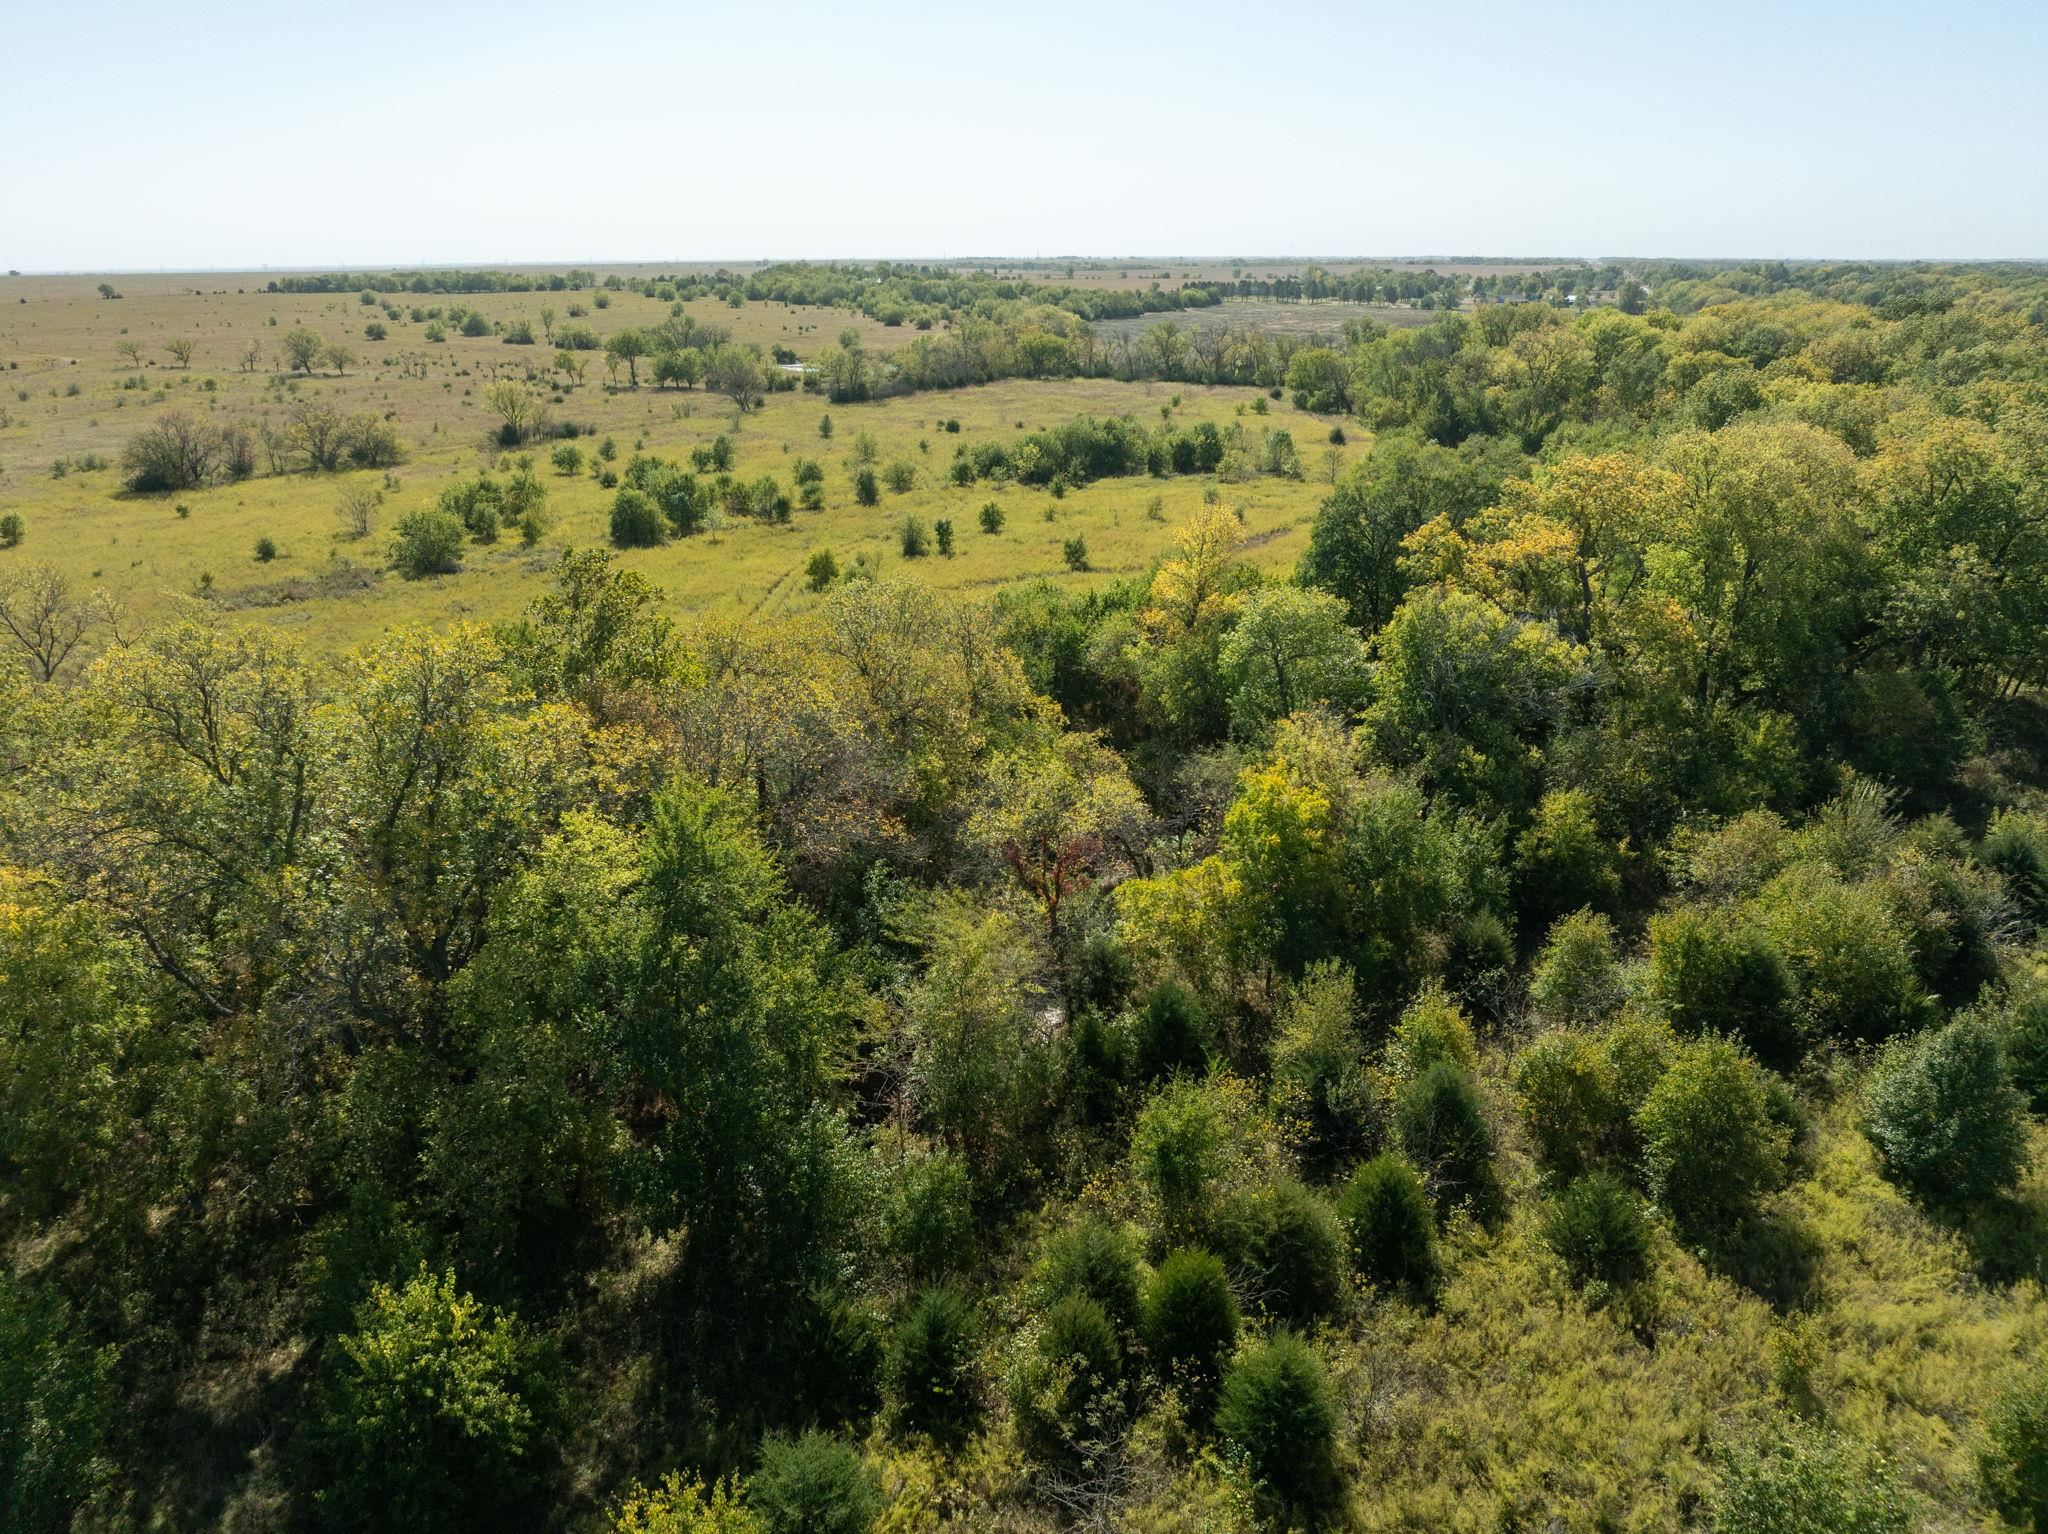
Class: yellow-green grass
1,276,1348,658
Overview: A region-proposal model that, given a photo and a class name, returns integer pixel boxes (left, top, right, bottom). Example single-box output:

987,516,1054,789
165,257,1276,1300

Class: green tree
1336,1155,1437,1297
1637,1036,1788,1236
1215,1331,1341,1518
1863,1016,2028,1206
1218,584,1368,739
748,1432,879,1534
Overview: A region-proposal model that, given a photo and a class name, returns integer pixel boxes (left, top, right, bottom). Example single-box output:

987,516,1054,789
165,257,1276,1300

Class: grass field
0,273,1346,660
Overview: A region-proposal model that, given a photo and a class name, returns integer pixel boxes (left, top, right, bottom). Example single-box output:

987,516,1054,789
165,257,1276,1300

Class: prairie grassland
0,273,1341,659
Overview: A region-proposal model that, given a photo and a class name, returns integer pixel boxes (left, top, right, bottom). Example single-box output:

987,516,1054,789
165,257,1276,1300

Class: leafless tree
165,337,196,368
241,340,264,373
336,484,382,540
116,339,145,368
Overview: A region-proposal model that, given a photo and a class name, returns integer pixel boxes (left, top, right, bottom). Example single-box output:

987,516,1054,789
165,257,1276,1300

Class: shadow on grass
1952,1187,2048,1288
1700,1208,1824,1314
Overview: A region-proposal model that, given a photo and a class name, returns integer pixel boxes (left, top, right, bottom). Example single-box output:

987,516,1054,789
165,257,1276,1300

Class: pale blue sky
5,0,2043,270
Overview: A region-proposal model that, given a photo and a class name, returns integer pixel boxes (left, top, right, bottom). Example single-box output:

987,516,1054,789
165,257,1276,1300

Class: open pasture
0,273,1340,659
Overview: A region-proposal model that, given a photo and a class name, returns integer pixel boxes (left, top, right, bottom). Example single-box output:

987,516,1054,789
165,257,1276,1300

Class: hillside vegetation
3,258,2048,1533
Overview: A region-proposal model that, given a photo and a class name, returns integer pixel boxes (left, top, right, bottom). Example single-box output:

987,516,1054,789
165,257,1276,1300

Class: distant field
0,273,1345,661
1091,298,1444,343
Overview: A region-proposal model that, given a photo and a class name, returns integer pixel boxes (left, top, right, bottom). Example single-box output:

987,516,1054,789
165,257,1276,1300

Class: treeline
269,268,602,295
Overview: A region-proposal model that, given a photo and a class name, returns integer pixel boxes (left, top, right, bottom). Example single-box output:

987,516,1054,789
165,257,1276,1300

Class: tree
0,565,100,681
282,327,325,372
1215,1331,1341,1517
390,506,467,577
610,487,667,548
0,1272,117,1533
884,1287,979,1444
1337,1155,1436,1297
336,484,381,539
164,336,195,368
1140,1249,1238,1411
1217,584,1368,739
1637,1036,1788,1236
604,327,648,387
706,346,766,412
484,381,544,445
324,340,357,375
115,338,144,368
306,1267,555,1533
1863,1017,2028,1206
1540,1172,1653,1292
121,410,227,491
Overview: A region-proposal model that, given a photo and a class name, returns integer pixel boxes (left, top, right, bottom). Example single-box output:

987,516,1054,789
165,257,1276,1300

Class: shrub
610,487,667,548
365,321,387,341
461,312,491,337
0,1272,117,1534
254,535,278,562
306,1267,554,1533
551,444,583,475
854,467,879,506
1395,1061,1497,1215
1540,1172,1653,1293
1140,1249,1238,1407
934,518,954,556
1863,1016,2028,1206
1709,1424,1906,1534
1513,1028,1626,1182
1215,1331,1341,1516
390,506,467,578
120,410,232,491
880,1151,973,1280
1130,1078,1232,1244
749,1432,878,1534
609,1474,759,1533
1008,1295,1126,1467
1062,535,1090,571
0,512,24,547
1999,967,2048,1112
1754,866,1931,1044
1269,962,1380,1176
897,517,929,557
1647,906,1800,1068
1336,1154,1436,1296
1387,984,1478,1082
1030,1216,1142,1338
1982,810,2048,929
1978,1370,2048,1534
1637,1036,1788,1236
1133,980,1211,1082
979,500,1004,534
805,550,839,592
1212,1177,1345,1325
883,1286,978,1444
1514,788,1622,934
1527,909,1626,1025
883,461,917,494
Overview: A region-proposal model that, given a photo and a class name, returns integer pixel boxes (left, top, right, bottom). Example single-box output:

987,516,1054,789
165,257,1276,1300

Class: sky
4,0,2044,272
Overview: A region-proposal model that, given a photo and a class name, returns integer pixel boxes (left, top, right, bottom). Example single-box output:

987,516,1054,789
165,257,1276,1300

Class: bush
1514,788,1623,935
880,1151,973,1280
306,1267,554,1533
1062,535,1090,571
1512,1028,1626,1183
1637,1036,1788,1236
121,410,233,491
1982,810,2048,929
365,321,387,341
1540,1172,1654,1293
0,1272,117,1534
1215,1331,1341,1516
883,1286,978,1444
0,512,21,548
934,518,954,556
1387,984,1478,1082
390,506,467,578
1212,1177,1345,1325
1134,980,1211,1082
805,549,839,592
898,517,929,558
609,1474,759,1534
1030,1216,1141,1338
1527,909,1626,1025
254,535,278,562
1008,1295,1125,1468
1863,1016,2028,1206
1709,1424,1906,1534
883,461,917,494
610,487,667,548
1130,1078,1232,1244
1140,1249,1238,1407
1647,906,1800,1068
853,467,879,506
1754,866,1931,1044
979,500,1004,533
1336,1154,1436,1297
1395,1061,1497,1216
1978,1370,2048,1534
749,1432,878,1534
551,444,584,475
1999,968,2048,1112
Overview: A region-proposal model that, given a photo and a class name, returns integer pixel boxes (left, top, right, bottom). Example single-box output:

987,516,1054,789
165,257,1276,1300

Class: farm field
0,274,1342,657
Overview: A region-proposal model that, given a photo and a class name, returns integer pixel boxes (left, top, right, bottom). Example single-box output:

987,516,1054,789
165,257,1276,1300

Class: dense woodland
6,260,2048,1533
